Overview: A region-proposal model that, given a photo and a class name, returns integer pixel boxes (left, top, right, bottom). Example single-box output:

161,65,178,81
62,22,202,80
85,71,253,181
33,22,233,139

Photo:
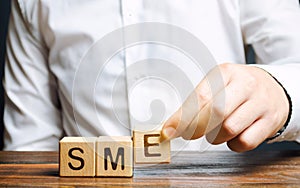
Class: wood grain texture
59,137,97,177
133,130,170,164
0,150,299,187
96,136,133,177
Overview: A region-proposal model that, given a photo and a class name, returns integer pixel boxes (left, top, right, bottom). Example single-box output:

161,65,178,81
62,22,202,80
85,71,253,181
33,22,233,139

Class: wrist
265,73,292,142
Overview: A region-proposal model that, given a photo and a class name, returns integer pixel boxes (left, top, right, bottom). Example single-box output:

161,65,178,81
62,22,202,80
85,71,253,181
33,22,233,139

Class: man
4,0,300,151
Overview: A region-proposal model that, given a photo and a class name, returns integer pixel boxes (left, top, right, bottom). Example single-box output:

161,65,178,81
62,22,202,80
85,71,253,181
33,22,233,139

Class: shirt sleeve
240,0,300,143
3,0,63,151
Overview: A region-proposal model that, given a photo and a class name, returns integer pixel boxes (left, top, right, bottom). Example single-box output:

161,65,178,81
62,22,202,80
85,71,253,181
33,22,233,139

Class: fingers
161,89,204,140
180,102,211,140
162,64,246,141
205,100,264,144
227,119,270,152
162,66,226,140
180,76,252,140
162,63,290,152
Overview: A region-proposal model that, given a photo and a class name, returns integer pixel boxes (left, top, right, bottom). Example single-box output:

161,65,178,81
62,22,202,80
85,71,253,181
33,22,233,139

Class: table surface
0,150,299,187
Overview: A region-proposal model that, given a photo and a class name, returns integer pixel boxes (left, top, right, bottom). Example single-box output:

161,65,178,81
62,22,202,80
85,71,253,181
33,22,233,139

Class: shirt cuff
250,63,300,143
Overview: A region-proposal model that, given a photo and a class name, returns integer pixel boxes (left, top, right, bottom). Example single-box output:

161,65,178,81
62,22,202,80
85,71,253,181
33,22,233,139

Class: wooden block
133,130,170,164
59,137,97,177
96,136,133,177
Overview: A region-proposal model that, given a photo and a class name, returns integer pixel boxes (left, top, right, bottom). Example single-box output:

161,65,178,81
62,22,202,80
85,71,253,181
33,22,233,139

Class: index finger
161,66,226,140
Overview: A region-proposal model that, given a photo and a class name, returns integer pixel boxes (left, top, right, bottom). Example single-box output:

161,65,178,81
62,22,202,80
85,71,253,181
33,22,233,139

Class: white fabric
4,0,300,151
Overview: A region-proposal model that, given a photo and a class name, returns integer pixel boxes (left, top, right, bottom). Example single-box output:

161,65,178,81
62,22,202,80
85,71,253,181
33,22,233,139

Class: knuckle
236,136,258,152
211,103,225,119
206,126,223,144
219,63,233,72
181,129,194,140
196,90,211,104
245,72,258,90
222,121,238,137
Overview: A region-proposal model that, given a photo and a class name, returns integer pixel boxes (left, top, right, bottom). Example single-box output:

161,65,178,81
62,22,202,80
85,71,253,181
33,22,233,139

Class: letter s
68,147,85,170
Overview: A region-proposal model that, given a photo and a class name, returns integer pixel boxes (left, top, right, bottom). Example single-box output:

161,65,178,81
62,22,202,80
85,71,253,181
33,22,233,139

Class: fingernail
162,127,176,140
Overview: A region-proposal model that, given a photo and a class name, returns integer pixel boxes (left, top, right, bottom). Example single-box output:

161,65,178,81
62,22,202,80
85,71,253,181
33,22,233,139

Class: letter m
104,147,125,170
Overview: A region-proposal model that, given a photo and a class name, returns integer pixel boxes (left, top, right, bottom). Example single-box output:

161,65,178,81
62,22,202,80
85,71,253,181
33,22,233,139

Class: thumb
161,113,181,141
161,90,201,140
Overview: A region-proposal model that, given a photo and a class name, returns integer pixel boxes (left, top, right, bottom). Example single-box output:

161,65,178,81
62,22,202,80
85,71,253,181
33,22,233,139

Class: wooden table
0,150,299,187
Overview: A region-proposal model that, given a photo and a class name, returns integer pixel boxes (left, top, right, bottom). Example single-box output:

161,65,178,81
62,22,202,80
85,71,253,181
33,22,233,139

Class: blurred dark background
0,0,299,151
0,0,11,150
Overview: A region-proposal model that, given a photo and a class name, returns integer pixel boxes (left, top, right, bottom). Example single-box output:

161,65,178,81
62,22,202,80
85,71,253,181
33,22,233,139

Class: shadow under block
133,130,170,164
96,136,133,177
59,137,97,177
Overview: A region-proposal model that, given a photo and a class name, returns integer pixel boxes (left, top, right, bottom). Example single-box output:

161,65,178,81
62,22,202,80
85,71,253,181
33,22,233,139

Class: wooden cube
59,137,97,177
96,136,133,177
133,130,170,164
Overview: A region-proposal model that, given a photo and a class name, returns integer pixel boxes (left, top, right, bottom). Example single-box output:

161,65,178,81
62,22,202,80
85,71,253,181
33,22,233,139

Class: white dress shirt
4,0,300,151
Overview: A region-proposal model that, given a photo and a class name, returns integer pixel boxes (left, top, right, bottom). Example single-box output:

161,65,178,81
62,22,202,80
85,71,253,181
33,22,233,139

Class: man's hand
162,63,289,152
